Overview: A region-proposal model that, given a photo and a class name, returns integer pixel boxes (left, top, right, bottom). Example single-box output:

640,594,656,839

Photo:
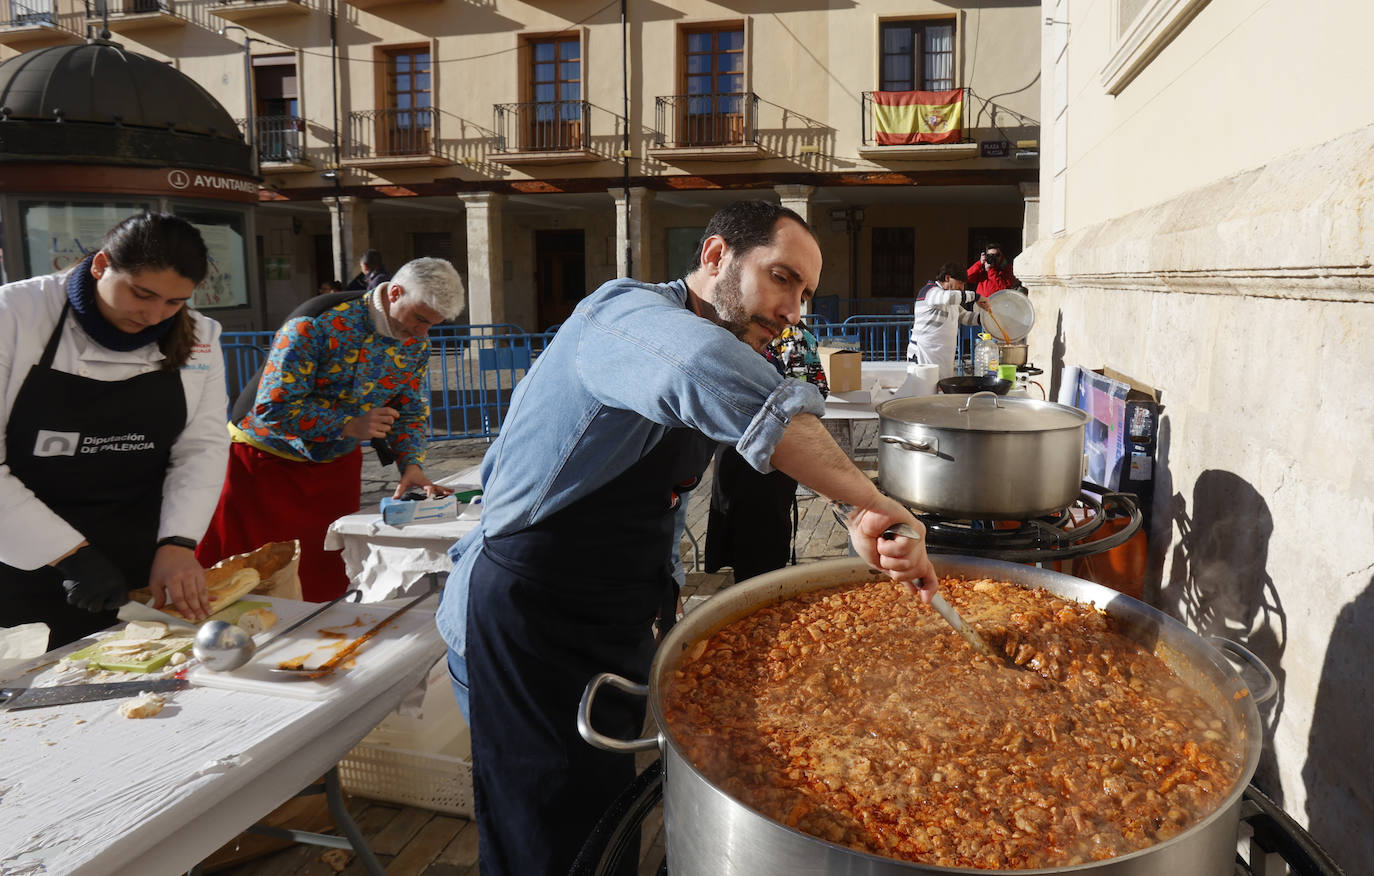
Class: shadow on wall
1157,469,1287,802
1302,564,1374,871
1048,308,1067,402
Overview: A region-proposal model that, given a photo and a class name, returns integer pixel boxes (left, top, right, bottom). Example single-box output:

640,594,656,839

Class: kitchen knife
0,678,189,711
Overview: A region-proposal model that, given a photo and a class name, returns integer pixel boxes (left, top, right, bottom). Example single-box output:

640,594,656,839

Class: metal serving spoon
830,502,1004,663
193,588,363,672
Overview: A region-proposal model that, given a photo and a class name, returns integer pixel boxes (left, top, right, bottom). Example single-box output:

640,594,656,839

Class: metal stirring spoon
193,588,363,672
830,502,1004,663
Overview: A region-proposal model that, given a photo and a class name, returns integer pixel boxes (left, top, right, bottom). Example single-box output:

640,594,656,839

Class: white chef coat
905,283,982,380
0,269,229,571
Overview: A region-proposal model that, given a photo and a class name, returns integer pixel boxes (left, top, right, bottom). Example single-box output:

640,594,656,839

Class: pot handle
958,391,1004,412
577,672,660,753
879,434,938,454
1206,636,1278,705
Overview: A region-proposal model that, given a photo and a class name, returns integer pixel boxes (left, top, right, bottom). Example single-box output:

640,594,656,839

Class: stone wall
1017,124,1374,868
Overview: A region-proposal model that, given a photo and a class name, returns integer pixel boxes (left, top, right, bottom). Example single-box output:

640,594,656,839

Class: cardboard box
817,346,862,393
380,493,458,526
1074,367,1162,525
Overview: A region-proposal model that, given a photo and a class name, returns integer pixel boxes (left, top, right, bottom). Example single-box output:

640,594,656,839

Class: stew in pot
662,577,1243,870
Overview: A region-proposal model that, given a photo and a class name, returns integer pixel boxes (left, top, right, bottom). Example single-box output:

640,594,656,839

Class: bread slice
237,606,278,636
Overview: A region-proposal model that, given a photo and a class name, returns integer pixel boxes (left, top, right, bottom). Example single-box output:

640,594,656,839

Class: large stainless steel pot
579,556,1275,876
876,392,1088,519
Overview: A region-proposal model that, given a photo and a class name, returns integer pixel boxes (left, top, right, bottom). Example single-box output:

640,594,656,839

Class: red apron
196,442,360,601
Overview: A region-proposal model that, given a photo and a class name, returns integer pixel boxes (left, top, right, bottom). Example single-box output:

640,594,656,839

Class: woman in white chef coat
0,212,229,647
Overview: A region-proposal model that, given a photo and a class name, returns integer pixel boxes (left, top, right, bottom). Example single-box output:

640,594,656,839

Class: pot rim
650,556,1263,874
876,394,1089,432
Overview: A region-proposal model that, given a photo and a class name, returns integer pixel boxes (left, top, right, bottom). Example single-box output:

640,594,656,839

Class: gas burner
916,486,1142,563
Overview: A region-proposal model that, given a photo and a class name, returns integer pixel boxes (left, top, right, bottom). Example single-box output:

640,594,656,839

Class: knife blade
0,678,189,711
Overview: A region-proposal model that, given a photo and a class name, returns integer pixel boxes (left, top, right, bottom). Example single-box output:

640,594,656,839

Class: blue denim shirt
435,277,825,659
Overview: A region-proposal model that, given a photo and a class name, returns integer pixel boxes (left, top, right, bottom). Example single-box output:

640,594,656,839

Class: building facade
1,0,1041,331
1019,0,1374,868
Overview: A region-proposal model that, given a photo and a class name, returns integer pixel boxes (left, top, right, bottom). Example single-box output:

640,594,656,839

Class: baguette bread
131,567,263,620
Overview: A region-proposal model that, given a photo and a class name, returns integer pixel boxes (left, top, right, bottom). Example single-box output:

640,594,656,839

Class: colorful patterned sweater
236,294,430,466
765,324,829,397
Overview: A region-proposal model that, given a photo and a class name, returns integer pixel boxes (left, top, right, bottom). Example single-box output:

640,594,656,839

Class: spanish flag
873,89,963,145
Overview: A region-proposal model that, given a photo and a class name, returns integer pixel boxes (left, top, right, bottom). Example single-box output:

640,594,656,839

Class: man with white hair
197,257,464,599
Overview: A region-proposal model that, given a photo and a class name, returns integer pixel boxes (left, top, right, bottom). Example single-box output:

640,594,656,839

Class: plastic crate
338,737,474,817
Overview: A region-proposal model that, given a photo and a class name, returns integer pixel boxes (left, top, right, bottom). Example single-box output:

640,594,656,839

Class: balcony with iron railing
649,92,765,161
857,88,980,160
343,107,448,168
209,0,307,24
0,0,83,46
236,115,312,171
491,99,597,165
84,0,183,31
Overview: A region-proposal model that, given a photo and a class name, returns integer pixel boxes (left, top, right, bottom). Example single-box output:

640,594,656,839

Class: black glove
55,545,127,613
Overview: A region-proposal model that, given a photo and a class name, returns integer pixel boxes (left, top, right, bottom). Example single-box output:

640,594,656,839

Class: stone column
774,184,815,226
459,192,505,325
610,186,655,280
325,195,369,285
775,185,817,312
1019,181,1041,252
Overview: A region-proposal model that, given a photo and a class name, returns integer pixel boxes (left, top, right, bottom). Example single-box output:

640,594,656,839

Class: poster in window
21,202,149,275
189,221,249,309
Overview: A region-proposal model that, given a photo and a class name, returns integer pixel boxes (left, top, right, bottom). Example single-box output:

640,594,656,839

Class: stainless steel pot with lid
876,392,1088,518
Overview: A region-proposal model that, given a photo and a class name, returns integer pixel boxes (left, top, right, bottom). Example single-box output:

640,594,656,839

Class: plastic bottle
973,333,999,377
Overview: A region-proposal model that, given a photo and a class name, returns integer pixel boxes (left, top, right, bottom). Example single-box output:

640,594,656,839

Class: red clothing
967,258,1020,298
197,443,361,601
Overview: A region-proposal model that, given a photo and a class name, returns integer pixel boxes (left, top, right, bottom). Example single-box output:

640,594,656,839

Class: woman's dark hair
102,212,209,370
689,200,813,273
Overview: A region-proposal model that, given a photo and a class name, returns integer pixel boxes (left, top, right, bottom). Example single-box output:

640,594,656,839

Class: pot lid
979,288,1034,342
876,393,1089,432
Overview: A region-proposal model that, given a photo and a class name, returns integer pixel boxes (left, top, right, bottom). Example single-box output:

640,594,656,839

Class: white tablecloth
323,464,483,602
0,599,445,876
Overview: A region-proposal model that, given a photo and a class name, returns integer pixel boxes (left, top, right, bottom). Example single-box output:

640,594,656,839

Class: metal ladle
830,502,1004,663
192,588,363,672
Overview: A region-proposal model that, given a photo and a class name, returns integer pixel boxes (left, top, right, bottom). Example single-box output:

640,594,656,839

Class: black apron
704,443,800,582
0,303,186,647
466,428,714,876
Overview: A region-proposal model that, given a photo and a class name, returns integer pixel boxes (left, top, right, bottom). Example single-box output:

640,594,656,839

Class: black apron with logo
465,427,715,876
0,303,187,647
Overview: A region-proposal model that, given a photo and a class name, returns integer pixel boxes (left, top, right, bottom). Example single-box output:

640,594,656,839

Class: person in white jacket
905,262,991,379
0,212,229,647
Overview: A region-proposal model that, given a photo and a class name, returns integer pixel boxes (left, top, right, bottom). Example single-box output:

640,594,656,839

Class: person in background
437,199,937,876
966,242,1019,297
706,322,829,581
907,262,991,380
316,280,343,296
344,249,391,292
196,257,464,601
0,212,228,646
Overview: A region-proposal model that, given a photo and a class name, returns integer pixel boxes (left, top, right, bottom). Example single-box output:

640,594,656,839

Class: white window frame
1099,0,1210,95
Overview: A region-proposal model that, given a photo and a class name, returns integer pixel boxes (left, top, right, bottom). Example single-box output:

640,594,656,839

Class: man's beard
714,259,782,349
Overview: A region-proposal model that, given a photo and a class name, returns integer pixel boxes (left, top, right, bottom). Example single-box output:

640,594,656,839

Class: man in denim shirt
436,200,937,876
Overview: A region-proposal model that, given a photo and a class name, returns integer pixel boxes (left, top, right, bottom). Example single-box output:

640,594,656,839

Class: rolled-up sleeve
735,377,825,473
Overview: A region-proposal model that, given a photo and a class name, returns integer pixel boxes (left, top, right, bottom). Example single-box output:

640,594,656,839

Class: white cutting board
188,594,437,700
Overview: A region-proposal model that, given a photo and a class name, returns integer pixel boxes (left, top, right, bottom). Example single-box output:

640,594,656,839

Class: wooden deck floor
216,430,877,876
